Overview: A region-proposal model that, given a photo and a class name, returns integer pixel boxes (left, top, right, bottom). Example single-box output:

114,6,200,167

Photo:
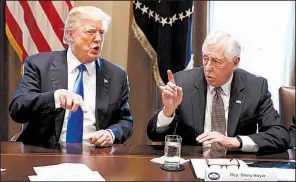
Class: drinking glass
164,135,182,169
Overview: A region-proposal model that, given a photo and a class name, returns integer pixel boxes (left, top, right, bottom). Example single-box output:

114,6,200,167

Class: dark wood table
1,142,295,181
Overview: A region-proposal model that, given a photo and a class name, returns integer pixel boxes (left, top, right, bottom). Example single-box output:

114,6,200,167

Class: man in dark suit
9,6,133,147
147,31,289,153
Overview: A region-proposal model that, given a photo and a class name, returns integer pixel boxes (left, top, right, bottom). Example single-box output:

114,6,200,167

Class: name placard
205,167,277,181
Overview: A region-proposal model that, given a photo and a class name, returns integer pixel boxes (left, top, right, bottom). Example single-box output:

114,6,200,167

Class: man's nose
205,62,213,72
94,33,102,42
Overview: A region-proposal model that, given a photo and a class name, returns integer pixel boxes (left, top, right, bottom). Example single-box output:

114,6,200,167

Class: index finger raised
167,70,175,84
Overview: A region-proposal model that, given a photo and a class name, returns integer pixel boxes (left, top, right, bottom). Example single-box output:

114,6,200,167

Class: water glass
164,135,182,169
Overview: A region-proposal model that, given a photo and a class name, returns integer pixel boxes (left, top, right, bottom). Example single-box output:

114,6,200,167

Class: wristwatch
235,136,243,149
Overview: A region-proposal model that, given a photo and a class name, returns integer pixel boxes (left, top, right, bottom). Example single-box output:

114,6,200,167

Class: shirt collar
67,49,96,77
208,73,233,96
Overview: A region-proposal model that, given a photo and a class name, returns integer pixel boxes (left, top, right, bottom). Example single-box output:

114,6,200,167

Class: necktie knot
78,64,86,72
214,87,223,95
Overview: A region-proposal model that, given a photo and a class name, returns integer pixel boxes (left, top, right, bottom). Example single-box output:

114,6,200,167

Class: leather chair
279,86,295,128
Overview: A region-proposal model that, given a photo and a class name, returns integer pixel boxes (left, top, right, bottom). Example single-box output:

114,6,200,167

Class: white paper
33,163,93,179
190,159,248,179
29,171,104,181
191,159,295,181
30,163,105,181
205,167,277,181
1,168,6,172
267,168,295,181
150,156,189,164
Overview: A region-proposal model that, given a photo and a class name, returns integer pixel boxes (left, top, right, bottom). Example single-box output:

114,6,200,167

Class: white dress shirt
54,49,114,143
157,74,259,152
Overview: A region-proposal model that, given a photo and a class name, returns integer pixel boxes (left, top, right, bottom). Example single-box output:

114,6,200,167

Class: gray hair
202,31,241,61
63,6,111,44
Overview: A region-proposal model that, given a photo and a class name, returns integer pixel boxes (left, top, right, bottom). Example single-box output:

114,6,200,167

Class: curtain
208,1,295,111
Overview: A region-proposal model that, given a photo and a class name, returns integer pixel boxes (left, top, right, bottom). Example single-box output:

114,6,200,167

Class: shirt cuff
54,89,64,109
106,129,115,143
239,135,259,152
156,109,175,133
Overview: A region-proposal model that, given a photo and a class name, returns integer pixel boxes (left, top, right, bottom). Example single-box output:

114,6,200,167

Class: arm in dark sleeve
147,71,179,142
9,57,55,123
147,109,179,142
289,114,295,148
107,70,133,144
147,72,197,144
249,79,290,153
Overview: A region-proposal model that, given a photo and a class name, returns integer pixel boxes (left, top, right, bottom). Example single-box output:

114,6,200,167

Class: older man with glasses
147,31,290,154
9,6,133,147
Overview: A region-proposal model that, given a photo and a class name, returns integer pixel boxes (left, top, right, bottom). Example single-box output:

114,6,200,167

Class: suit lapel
191,69,207,136
227,70,245,137
50,50,68,140
95,59,110,130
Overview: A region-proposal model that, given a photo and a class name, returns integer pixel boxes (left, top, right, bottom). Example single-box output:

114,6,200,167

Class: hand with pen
162,70,183,117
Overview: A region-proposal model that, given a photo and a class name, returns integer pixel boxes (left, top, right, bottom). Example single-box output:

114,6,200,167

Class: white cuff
106,129,115,143
156,109,175,132
239,135,259,152
54,89,66,109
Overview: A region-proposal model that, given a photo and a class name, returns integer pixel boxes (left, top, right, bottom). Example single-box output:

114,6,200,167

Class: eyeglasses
206,158,240,169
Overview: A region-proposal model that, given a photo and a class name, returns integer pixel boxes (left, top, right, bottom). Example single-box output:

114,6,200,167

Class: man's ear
232,56,240,70
66,30,74,43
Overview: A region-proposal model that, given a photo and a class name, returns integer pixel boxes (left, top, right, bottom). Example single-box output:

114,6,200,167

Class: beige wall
74,1,131,68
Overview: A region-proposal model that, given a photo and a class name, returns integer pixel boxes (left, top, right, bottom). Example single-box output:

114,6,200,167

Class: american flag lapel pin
236,100,242,104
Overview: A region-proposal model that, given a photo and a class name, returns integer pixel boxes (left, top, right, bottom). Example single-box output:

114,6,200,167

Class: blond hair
63,6,111,44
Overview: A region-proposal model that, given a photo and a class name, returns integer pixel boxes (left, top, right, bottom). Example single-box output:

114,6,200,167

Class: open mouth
91,46,100,54
206,75,214,79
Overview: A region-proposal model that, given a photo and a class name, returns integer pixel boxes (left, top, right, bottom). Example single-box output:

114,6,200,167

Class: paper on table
33,163,93,179
150,156,189,164
191,159,295,181
190,159,248,179
29,171,105,181
267,168,295,181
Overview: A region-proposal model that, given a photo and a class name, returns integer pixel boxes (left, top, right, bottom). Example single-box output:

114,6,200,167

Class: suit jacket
289,112,295,148
9,50,133,144
147,67,290,153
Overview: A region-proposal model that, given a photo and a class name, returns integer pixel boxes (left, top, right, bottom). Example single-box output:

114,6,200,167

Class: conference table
1,142,295,181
